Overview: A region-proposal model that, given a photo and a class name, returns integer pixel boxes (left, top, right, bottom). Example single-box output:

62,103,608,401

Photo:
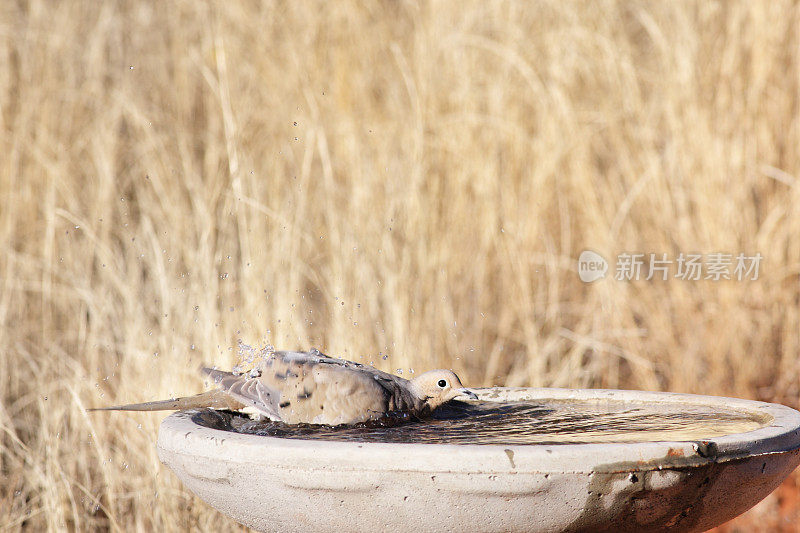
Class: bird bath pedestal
157,388,800,532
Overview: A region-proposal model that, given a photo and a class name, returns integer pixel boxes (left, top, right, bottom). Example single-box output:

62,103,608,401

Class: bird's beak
455,388,479,401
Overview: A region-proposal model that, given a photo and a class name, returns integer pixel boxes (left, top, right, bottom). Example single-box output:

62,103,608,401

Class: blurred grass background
1,0,799,530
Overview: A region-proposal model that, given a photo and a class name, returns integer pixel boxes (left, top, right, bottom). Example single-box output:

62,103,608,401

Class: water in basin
191,398,769,445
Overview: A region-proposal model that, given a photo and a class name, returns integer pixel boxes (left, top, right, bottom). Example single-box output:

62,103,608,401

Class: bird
90,349,478,425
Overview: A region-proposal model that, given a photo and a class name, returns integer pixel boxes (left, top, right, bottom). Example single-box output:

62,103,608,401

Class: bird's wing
203,367,283,420
273,350,422,419
204,350,414,424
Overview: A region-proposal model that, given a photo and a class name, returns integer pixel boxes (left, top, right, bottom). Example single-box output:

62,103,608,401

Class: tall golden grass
1,1,799,530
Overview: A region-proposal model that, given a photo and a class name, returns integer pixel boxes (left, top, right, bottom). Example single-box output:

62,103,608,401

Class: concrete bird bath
157,388,800,532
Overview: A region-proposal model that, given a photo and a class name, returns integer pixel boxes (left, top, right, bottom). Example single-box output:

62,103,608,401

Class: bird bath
157,388,800,532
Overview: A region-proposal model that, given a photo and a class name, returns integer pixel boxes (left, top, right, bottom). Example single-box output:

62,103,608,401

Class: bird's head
409,369,478,410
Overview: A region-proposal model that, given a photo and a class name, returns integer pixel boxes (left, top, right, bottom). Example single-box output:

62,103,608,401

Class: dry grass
1,1,799,530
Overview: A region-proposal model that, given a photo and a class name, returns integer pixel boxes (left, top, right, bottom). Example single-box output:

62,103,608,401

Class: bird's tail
88,389,245,412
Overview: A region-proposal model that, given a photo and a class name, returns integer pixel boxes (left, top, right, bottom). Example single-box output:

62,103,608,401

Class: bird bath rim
157,387,800,474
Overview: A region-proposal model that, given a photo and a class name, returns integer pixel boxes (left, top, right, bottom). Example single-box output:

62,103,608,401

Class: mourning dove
91,349,478,425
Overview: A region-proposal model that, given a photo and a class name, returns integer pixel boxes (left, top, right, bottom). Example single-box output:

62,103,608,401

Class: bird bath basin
157,388,800,532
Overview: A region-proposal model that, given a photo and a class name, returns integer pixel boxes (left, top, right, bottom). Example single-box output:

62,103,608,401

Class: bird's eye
437,379,447,388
